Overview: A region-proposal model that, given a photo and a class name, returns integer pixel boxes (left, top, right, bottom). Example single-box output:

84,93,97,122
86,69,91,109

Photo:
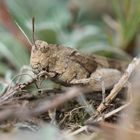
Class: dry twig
89,58,140,120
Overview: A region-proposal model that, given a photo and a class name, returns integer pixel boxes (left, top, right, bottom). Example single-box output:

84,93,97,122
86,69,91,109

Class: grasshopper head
30,40,51,73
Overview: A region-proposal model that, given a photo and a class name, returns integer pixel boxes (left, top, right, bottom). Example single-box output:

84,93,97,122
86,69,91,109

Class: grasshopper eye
40,45,48,53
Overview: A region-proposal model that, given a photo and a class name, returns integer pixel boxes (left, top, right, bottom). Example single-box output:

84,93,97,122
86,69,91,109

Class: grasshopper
30,41,127,91
27,18,128,91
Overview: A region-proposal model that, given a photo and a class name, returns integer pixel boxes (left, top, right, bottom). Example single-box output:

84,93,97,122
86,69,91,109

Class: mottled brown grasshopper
30,40,127,91
28,18,128,91
16,18,126,91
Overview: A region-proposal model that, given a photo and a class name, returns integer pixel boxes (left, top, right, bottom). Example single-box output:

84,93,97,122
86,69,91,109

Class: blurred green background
0,0,140,91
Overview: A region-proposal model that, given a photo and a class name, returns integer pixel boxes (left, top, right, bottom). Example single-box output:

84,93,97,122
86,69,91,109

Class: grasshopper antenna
32,17,37,49
15,21,32,46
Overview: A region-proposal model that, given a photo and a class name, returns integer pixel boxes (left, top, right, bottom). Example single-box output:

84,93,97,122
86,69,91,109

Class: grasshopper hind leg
70,68,122,91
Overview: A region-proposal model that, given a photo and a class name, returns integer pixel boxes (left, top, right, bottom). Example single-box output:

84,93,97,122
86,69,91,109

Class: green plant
112,0,140,50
